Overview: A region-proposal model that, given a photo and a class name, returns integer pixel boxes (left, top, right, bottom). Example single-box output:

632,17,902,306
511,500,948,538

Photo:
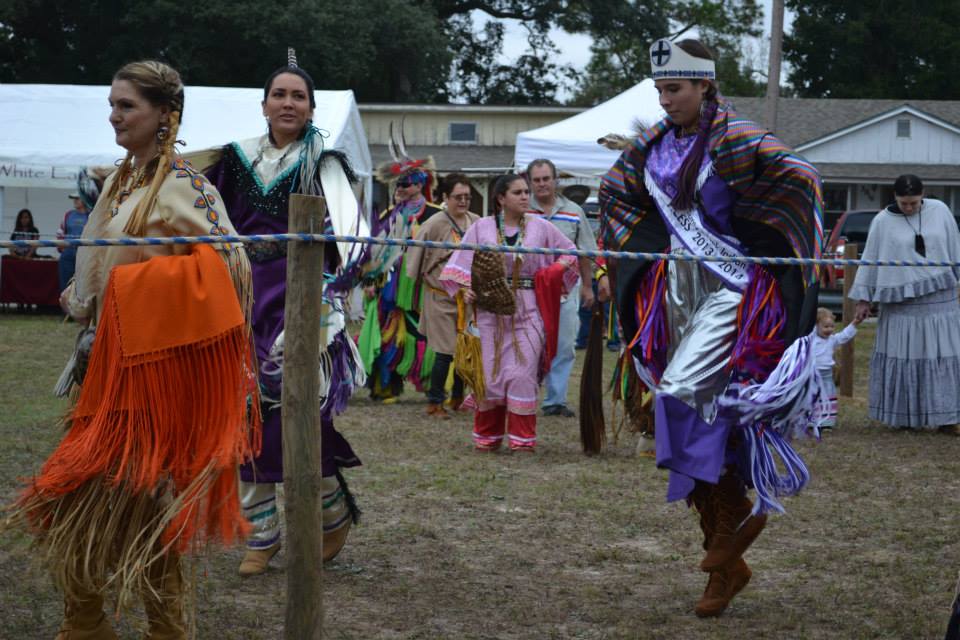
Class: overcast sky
488,0,795,100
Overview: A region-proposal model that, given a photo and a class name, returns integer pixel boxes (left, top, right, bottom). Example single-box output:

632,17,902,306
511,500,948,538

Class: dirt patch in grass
1,314,957,639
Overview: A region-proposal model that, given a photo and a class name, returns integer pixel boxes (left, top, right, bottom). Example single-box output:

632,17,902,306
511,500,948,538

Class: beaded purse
471,250,516,316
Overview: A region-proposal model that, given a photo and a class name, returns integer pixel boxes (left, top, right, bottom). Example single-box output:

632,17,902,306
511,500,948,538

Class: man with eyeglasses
526,158,609,418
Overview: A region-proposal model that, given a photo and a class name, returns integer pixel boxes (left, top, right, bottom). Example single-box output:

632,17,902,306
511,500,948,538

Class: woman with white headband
600,38,825,617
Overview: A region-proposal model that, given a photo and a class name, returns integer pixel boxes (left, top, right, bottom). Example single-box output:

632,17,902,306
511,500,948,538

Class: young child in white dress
813,307,862,429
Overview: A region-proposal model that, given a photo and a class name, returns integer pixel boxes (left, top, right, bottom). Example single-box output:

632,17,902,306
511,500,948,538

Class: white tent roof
514,79,664,177
0,84,372,190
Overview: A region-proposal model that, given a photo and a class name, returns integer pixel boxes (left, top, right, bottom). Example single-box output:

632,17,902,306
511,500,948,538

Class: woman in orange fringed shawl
5,61,259,639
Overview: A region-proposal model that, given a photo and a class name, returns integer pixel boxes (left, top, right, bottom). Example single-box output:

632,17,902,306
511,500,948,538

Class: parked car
819,206,960,314
822,210,878,286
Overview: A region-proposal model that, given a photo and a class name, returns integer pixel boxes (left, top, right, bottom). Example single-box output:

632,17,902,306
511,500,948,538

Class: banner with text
0,162,80,188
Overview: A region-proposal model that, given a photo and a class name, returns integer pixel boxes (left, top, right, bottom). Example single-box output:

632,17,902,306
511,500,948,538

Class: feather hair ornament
596,118,649,150
375,117,436,187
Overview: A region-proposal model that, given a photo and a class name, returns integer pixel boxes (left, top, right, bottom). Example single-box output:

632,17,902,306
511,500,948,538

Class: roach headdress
375,117,436,195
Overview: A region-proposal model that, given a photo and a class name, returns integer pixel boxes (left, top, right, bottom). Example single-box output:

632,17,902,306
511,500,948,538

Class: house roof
361,103,582,115
816,162,960,183
725,97,960,148
372,97,960,182
369,144,514,174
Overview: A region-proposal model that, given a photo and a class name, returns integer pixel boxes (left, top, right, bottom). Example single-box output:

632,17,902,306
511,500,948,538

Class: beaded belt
429,279,534,294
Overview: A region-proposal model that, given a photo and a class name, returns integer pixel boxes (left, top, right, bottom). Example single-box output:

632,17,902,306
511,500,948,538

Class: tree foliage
784,0,960,99
561,0,763,105
446,16,575,104
0,0,765,104
0,0,454,101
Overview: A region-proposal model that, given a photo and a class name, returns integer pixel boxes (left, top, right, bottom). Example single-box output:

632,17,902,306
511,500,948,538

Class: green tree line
3,1,956,104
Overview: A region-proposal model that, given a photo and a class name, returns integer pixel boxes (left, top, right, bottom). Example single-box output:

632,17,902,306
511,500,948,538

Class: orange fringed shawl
18,244,260,567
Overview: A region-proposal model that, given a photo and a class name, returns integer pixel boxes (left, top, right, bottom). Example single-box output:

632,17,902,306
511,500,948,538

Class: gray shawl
848,198,960,303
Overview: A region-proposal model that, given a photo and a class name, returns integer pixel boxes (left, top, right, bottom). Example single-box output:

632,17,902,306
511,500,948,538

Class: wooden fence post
282,194,327,640
838,243,858,397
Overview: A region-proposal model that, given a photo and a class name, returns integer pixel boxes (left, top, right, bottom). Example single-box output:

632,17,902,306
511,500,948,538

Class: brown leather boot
426,403,451,420
238,541,282,577
55,592,118,640
322,473,360,562
690,481,713,552
700,473,767,573
324,520,351,562
694,558,752,618
142,552,187,640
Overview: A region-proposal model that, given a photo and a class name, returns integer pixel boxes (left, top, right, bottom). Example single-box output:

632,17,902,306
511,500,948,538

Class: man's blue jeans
576,280,620,349
543,282,580,408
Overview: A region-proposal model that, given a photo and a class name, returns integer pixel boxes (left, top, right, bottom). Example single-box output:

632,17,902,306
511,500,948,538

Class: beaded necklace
896,203,925,256
492,211,527,372
251,135,298,176
111,165,149,217
443,208,466,242
496,211,526,247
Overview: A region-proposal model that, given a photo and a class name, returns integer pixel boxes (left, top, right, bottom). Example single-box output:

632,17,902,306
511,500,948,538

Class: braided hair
671,39,719,212
107,60,185,237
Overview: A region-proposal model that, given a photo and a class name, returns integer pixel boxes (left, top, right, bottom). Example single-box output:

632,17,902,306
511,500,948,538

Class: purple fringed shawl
630,263,789,388
729,266,786,382
627,259,669,386
599,100,824,288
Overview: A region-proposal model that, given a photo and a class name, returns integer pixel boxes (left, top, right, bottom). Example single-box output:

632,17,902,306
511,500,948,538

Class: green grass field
1,313,957,639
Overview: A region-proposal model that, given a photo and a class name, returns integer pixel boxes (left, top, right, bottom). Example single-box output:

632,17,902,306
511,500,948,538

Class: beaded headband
649,39,716,80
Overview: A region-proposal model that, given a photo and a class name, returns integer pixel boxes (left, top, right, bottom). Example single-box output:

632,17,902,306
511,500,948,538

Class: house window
822,184,849,232
896,119,911,138
449,122,477,144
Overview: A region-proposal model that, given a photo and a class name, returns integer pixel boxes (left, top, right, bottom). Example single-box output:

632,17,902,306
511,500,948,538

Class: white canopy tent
514,78,664,178
0,84,372,238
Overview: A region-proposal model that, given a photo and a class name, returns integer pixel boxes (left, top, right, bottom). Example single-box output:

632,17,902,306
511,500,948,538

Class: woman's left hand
463,288,476,304
597,274,611,303
581,286,595,308
59,289,72,316
59,289,90,327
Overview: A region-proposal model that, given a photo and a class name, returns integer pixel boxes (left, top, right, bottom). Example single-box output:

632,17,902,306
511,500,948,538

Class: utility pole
765,0,785,133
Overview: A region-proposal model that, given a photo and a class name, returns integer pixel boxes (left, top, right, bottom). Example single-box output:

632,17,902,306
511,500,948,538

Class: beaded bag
471,250,516,316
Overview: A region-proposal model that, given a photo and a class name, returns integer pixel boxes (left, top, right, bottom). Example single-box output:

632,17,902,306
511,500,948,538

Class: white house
728,97,960,230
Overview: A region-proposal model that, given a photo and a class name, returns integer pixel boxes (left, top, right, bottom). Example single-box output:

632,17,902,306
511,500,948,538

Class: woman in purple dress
600,39,824,617
206,53,368,576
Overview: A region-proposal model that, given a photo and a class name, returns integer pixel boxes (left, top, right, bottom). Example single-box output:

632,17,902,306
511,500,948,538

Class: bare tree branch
669,21,697,39
434,0,545,20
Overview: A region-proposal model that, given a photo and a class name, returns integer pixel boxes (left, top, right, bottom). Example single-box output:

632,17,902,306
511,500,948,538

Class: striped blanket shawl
599,100,824,288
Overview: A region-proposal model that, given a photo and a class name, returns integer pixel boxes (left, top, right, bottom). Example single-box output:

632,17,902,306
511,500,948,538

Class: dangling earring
156,126,169,143
698,100,706,119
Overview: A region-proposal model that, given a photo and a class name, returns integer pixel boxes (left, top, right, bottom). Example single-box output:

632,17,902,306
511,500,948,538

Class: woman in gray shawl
851,174,960,430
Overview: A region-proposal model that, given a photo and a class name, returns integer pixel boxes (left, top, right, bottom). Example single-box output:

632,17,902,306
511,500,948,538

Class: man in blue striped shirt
527,159,609,417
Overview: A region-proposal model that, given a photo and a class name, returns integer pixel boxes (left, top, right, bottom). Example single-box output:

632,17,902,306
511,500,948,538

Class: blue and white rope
2,233,958,268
